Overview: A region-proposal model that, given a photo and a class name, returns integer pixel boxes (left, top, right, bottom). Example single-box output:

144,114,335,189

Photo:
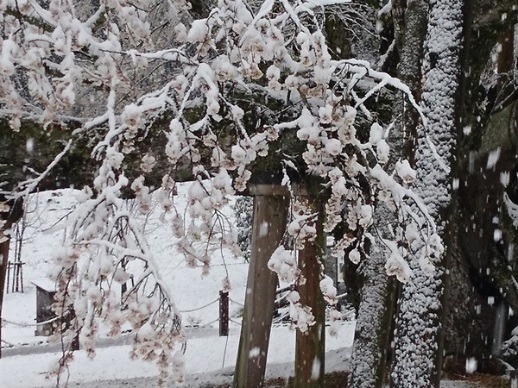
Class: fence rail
1,290,243,352
178,298,219,313
1,315,61,327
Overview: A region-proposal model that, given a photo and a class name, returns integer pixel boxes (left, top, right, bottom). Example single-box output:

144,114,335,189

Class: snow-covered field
0,325,355,388
0,187,496,387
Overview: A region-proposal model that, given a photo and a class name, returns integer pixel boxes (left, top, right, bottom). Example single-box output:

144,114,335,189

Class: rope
185,317,219,329
199,318,219,328
179,298,219,313
229,298,244,307
273,310,290,325
1,338,15,347
229,318,242,325
2,315,62,327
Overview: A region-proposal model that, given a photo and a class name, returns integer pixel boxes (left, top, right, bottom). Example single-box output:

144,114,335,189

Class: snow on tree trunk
391,0,464,386
349,3,429,386
348,223,397,388
234,188,289,387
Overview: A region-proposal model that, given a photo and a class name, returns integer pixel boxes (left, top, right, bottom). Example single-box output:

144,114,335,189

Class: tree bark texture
391,0,464,386
294,197,326,388
348,232,397,388
0,230,12,358
349,3,429,386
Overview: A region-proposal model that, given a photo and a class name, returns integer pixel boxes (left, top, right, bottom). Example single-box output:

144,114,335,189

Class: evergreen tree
234,196,253,262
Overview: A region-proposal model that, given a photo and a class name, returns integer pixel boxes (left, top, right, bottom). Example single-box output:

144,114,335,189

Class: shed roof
31,278,57,292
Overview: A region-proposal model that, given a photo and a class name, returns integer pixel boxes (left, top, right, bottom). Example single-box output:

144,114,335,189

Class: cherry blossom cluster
48,169,185,385
0,0,158,128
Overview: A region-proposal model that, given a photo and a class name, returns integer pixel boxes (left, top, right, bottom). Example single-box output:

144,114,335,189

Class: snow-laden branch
7,139,73,198
338,58,427,126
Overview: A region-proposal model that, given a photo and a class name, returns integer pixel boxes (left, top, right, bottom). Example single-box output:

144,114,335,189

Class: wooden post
0,231,11,359
70,307,79,352
13,261,18,292
71,334,80,351
294,197,326,388
219,290,229,337
0,197,23,358
5,261,10,294
234,185,289,388
19,262,23,293
9,261,24,293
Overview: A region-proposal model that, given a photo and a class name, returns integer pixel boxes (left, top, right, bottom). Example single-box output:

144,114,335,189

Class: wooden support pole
13,261,18,292
0,199,24,358
219,290,229,337
234,188,289,388
294,197,326,388
5,261,10,295
0,231,12,359
70,308,80,352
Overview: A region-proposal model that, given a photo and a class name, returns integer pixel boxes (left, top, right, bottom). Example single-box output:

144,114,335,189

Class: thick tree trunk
444,12,518,371
391,0,464,386
234,187,289,388
349,3,429,386
348,233,397,388
294,197,326,388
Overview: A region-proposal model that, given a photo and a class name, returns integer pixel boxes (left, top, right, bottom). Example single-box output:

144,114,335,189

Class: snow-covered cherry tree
0,0,447,386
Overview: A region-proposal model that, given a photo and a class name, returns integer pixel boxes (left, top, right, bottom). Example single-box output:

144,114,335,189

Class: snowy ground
1,187,250,347
0,187,500,387
0,325,355,388
0,186,357,388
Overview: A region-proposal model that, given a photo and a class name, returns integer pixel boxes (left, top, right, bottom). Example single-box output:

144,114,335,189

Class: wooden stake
0,231,11,359
219,290,229,337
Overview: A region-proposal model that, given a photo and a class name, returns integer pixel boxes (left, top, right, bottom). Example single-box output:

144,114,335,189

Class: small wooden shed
32,279,57,336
